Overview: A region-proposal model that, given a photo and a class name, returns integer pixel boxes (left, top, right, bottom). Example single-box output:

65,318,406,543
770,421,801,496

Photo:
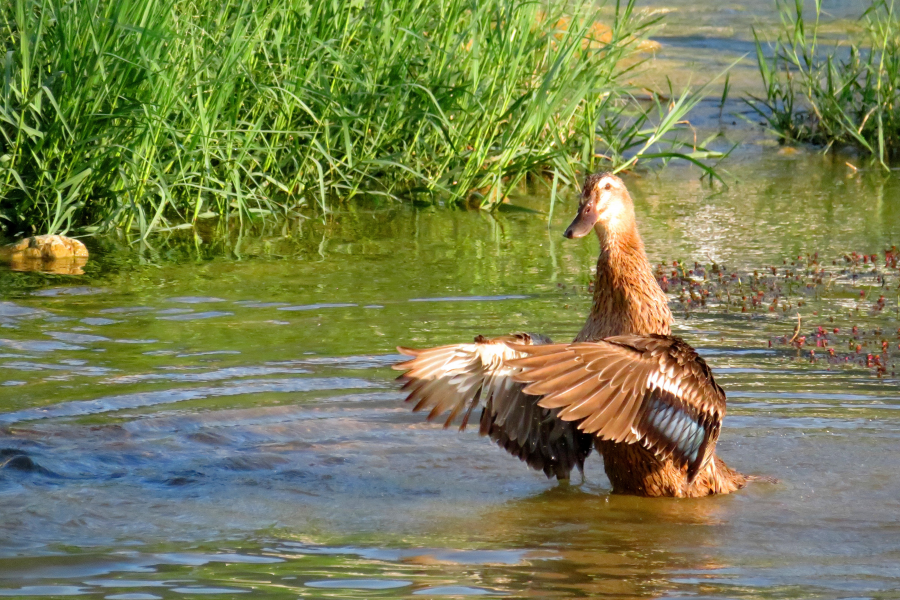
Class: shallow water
4,1,900,595
3,143,900,597
629,0,872,96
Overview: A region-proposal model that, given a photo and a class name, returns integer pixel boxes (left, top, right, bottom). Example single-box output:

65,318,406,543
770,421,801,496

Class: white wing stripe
646,369,682,398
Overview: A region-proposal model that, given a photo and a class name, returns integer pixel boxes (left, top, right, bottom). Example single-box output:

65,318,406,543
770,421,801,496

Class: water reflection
1,150,900,597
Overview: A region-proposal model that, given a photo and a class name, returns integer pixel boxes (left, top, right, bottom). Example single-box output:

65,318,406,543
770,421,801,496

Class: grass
750,0,900,167
2,0,720,239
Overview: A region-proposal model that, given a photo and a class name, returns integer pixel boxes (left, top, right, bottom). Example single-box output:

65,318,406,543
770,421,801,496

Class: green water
3,143,900,597
4,1,900,597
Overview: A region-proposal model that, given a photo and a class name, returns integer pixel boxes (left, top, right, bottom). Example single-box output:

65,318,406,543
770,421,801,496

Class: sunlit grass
1,0,718,238
750,0,900,167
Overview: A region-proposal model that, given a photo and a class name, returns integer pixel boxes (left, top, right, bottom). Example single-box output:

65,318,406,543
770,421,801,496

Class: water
622,0,873,96
2,146,900,597
3,3,900,597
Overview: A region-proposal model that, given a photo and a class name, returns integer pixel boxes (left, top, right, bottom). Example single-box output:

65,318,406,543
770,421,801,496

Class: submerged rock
0,448,58,477
535,11,662,53
0,235,89,275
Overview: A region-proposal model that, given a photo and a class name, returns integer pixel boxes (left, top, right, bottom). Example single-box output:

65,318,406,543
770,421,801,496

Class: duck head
564,173,634,239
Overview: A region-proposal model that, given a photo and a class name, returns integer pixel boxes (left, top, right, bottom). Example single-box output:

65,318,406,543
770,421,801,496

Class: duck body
394,173,747,497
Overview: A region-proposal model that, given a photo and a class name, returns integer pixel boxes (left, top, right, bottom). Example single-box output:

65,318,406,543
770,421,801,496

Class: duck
393,172,747,497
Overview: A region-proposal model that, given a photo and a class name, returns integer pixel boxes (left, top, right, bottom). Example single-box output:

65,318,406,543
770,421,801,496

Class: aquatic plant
750,0,900,166
1,0,719,238
644,251,900,378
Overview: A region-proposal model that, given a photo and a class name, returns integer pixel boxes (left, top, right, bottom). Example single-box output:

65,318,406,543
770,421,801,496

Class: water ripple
305,579,411,589
0,339,85,352
46,332,111,344
0,302,43,317
0,377,382,424
278,303,358,311
104,366,311,384
408,295,529,303
156,311,233,321
166,297,226,304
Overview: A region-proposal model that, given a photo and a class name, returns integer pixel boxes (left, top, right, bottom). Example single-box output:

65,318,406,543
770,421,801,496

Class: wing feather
517,356,584,387
510,335,726,483
394,333,593,479
521,362,590,397
534,370,600,408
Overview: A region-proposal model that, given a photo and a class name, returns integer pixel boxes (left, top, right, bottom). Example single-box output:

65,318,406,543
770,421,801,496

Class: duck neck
575,215,672,342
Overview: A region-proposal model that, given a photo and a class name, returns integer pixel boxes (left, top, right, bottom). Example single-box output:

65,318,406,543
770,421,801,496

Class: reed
2,0,716,238
750,0,900,167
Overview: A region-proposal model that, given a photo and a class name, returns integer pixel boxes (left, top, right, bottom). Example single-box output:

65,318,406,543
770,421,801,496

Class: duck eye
583,204,591,213
604,183,612,190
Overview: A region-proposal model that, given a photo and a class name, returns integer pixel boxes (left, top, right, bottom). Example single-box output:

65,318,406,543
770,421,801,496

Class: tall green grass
751,0,900,166
2,0,716,238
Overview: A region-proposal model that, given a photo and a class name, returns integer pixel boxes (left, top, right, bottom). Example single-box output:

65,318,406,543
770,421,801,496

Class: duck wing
509,334,725,483
393,333,593,479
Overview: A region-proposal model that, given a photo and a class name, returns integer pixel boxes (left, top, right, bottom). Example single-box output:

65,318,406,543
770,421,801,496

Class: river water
3,2,900,598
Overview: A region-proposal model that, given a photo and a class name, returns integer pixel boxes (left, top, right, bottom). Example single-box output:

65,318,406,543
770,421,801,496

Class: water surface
3,1,900,595
2,145,900,597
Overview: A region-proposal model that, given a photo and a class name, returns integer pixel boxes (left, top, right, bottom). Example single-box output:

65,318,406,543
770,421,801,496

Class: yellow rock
0,235,88,259
0,235,89,274
537,11,661,53
582,19,661,52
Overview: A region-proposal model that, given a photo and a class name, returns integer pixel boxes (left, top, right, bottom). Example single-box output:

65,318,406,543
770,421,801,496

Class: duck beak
563,205,599,239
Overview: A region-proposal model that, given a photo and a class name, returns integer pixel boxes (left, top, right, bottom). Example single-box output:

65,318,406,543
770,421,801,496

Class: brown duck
393,173,747,497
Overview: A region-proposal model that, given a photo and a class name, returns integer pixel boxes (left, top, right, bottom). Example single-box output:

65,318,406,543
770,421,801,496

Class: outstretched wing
510,334,725,483
393,333,593,479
